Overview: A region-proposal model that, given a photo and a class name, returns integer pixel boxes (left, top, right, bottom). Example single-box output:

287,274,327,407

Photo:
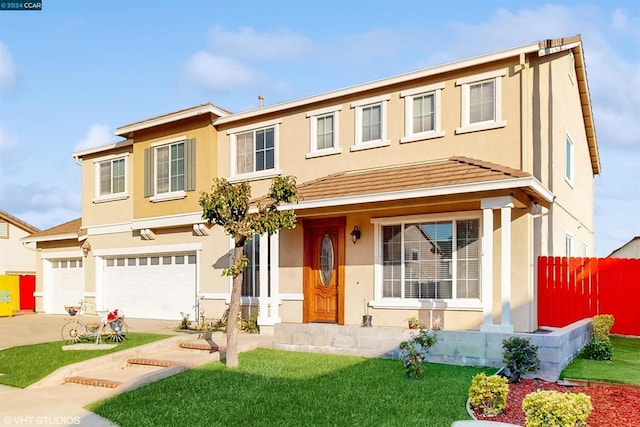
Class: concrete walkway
0,314,273,426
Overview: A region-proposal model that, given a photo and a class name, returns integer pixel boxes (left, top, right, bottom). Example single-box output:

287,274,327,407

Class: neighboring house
27,35,599,334
608,237,640,258
0,210,39,275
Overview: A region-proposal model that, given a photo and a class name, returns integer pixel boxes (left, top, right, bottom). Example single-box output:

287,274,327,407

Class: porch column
258,232,281,330
480,196,515,333
269,231,280,323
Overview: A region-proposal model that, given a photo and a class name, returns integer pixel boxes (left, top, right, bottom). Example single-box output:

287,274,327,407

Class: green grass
0,333,171,388
560,336,640,385
90,348,493,427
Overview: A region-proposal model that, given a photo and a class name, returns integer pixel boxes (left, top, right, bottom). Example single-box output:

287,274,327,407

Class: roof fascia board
115,104,230,137
72,139,133,159
21,233,78,244
265,177,554,212
215,42,540,126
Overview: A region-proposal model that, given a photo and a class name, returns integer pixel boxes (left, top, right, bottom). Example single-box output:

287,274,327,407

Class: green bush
592,314,614,340
398,328,437,379
468,372,509,416
579,338,613,360
522,390,592,427
502,337,540,383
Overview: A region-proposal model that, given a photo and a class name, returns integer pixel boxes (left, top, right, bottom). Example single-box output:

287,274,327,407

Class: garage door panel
103,254,196,320
45,259,84,314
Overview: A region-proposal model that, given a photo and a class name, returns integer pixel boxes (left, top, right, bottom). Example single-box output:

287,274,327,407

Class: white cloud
0,125,18,151
0,41,17,91
206,26,313,61
184,51,267,91
74,124,112,151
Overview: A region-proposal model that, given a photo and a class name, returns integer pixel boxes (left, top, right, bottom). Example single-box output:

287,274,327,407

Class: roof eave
215,42,540,126
21,232,79,244
72,139,133,159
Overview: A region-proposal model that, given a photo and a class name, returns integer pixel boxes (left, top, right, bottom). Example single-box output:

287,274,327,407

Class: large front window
381,219,479,300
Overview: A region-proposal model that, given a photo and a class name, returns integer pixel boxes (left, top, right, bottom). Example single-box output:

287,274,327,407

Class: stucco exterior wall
0,223,37,274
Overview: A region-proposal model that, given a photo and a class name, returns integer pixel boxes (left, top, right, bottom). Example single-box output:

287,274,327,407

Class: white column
269,231,281,323
481,207,494,329
258,233,270,325
500,205,514,333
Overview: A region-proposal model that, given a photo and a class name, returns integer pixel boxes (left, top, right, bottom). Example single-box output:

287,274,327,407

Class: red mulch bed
473,378,640,426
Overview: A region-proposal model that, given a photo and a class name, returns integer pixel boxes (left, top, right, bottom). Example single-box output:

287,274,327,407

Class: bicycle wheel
106,319,129,343
61,320,87,344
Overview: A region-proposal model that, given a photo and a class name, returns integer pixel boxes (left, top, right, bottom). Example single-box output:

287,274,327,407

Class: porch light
350,226,361,244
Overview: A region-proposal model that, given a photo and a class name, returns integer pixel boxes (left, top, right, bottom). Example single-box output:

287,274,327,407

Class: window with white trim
456,69,506,134
401,83,445,143
378,218,480,300
565,233,574,257
306,105,341,158
97,157,126,197
144,137,195,201
351,95,390,151
0,221,8,238
242,235,260,298
582,242,588,257
565,133,574,185
229,121,280,179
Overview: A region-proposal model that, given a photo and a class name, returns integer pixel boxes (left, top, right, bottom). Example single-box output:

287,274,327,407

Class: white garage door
45,258,84,314
102,253,196,320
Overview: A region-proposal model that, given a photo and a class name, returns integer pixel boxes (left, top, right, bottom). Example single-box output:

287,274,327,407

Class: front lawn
0,333,171,388
90,348,492,427
560,336,640,385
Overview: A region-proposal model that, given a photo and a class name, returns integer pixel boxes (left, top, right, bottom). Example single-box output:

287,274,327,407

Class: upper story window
93,154,128,203
373,215,480,303
455,69,507,134
228,119,281,180
565,233,574,257
565,133,574,186
351,94,391,151
306,105,342,158
144,137,196,202
400,83,445,143
0,220,8,238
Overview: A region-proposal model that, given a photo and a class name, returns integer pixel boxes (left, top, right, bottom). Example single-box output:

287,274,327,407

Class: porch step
64,376,123,388
127,358,179,368
178,342,225,352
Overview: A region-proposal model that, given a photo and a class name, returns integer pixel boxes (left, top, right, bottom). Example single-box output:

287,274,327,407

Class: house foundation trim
480,196,515,334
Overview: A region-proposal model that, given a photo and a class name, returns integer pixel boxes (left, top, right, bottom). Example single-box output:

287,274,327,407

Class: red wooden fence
538,257,640,336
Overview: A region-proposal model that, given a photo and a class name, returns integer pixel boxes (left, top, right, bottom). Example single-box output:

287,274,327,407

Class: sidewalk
0,314,273,426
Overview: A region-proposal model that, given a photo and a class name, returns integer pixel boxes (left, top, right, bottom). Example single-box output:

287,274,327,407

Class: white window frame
582,242,589,257
150,136,187,203
400,83,445,143
350,94,391,151
228,119,281,181
455,69,507,134
565,132,574,187
370,211,482,310
306,105,342,158
0,221,8,238
92,153,129,203
565,232,574,257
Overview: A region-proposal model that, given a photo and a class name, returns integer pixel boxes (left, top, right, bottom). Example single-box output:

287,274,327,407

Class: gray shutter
144,147,154,198
185,138,196,191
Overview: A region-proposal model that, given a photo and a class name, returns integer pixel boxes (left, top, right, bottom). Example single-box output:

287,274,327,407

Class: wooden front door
303,217,345,324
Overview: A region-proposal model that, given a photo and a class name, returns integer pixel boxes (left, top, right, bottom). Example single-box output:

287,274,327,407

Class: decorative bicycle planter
61,303,129,344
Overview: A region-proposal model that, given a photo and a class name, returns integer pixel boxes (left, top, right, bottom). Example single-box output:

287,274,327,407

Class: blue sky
0,0,638,256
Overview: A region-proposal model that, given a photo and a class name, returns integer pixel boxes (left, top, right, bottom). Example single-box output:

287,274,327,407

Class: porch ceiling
263,157,554,211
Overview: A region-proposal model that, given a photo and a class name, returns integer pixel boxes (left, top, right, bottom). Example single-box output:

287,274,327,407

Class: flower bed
473,379,640,426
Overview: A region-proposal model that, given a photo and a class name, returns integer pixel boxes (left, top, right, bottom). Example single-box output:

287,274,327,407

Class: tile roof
290,157,532,203
0,210,40,234
25,218,82,240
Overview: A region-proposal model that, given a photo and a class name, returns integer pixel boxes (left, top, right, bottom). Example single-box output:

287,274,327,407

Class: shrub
240,313,259,334
522,390,592,427
579,338,613,360
179,312,192,330
502,337,540,383
398,328,437,379
468,372,509,416
592,314,614,341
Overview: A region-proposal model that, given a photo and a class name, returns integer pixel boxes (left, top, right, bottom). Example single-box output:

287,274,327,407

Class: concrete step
178,342,225,352
64,376,122,388
127,357,180,367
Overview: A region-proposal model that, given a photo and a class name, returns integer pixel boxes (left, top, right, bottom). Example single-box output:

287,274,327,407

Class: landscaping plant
398,328,437,379
468,372,509,416
579,314,614,361
502,336,539,383
522,390,592,427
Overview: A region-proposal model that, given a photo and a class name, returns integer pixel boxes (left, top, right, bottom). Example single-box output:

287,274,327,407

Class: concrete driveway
0,313,181,349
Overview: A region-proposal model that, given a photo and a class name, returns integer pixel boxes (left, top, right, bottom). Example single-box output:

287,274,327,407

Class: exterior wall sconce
81,241,91,257
350,226,361,244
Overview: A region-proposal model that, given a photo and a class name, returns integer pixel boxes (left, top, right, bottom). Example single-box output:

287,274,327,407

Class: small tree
200,176,298,367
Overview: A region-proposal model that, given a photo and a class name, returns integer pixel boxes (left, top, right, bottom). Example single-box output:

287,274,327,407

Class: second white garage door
102,253,196,320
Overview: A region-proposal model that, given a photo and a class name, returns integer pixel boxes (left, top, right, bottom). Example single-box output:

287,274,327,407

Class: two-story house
27,35,599,334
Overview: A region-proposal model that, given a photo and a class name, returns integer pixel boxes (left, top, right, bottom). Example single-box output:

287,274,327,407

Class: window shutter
185,138,196,191
144,147,154,198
